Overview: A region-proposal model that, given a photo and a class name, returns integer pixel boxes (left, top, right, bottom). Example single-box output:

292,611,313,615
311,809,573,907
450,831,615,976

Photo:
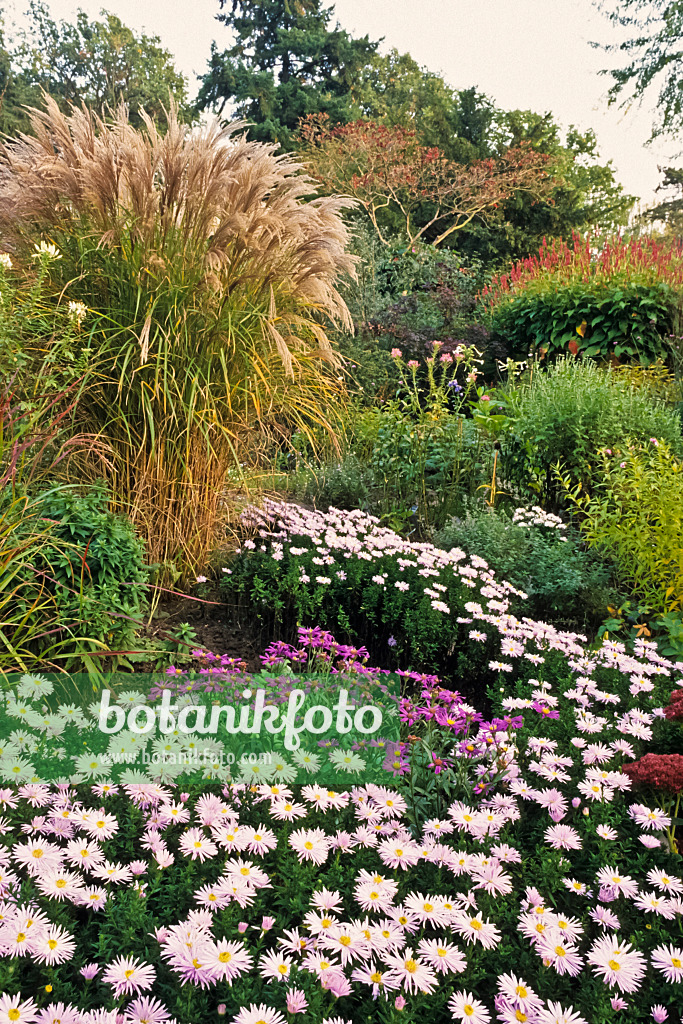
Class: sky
4,0,679,209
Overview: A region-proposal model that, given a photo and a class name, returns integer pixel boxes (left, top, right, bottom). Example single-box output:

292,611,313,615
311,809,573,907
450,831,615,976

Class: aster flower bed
2,505,683,1023
0,638,399,789
221,500,529,694
0,646,682,1019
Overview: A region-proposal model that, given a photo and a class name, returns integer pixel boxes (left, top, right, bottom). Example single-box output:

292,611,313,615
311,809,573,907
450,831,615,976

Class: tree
596,0,683,139
454,110,635,263
0,12,43,137
298,114,555,247
354,49,495,162
349,49,634,261
1,2,189,136
196,0,378,146
639,166,683,239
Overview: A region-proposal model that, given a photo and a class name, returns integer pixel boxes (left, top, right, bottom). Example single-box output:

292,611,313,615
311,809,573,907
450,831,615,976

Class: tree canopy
298,113,555,248
455,109,636,263
0,1,189,136
596,0,683,139
196,0,379,146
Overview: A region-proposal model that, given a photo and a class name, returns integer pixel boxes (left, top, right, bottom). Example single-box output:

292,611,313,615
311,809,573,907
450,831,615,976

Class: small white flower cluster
0,253,12,270
31,241,61,261
67,300,88,324
512,506,567,535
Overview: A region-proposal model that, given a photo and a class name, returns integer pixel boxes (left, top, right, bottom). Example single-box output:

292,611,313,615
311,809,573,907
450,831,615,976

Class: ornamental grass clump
0,97,356,577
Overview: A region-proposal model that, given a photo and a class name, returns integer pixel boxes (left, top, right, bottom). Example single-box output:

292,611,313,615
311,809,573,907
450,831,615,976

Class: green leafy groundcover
1,504,683,1023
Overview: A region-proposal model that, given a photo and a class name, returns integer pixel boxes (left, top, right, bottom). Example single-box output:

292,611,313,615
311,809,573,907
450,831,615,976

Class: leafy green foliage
570,439,683,615
25,483,149,658
490,280,675,364
435,501,614,631
482,234,683,364
500,357,683,508
0,1,190,135
456,113,635,264
597,0,683,140
196,0,378,146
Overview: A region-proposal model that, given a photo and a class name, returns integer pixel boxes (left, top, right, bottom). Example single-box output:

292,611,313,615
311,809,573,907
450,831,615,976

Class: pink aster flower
651,1007,668,1023
205,939,254,984
382,947,437,994
30,924,76,965
288,828,331,866
451,911,501,949
101,955,156,997
0,994,39,1024
595,867,639,899
122,998,172,1024
448,990,491,1023
651,943,683,982
285,990,308,1014
587,936,646,993
544,824,582,850
178,828,218,862
536,1004,588,1024
537,933,584,976
36,1004,82,1024
229,1007,287,1024
416,938,467,974
258,949,294,982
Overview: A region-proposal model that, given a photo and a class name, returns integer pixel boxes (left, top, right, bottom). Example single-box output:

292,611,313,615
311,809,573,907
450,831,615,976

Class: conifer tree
197,0,378,145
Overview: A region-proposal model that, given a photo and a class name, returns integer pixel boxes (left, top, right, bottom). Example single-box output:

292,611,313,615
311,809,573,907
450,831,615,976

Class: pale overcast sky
4,0,678,208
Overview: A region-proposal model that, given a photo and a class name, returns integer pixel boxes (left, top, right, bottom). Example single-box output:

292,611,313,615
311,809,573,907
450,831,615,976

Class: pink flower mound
622,754,683,794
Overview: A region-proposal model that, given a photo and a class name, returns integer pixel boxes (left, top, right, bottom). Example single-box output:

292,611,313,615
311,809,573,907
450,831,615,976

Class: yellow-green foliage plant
570,439,683,614
0,98,356,578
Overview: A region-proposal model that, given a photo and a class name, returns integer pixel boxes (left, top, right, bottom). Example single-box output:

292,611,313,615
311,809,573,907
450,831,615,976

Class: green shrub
481,233,683,364
289,349,496,532
221,500,527,698
9,483,149,669
571,439,683,616
435,500,614,631
501,357,683,508
488,280,674,364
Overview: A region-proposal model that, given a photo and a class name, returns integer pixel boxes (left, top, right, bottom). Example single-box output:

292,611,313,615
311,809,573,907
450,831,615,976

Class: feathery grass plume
0,97,356,577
